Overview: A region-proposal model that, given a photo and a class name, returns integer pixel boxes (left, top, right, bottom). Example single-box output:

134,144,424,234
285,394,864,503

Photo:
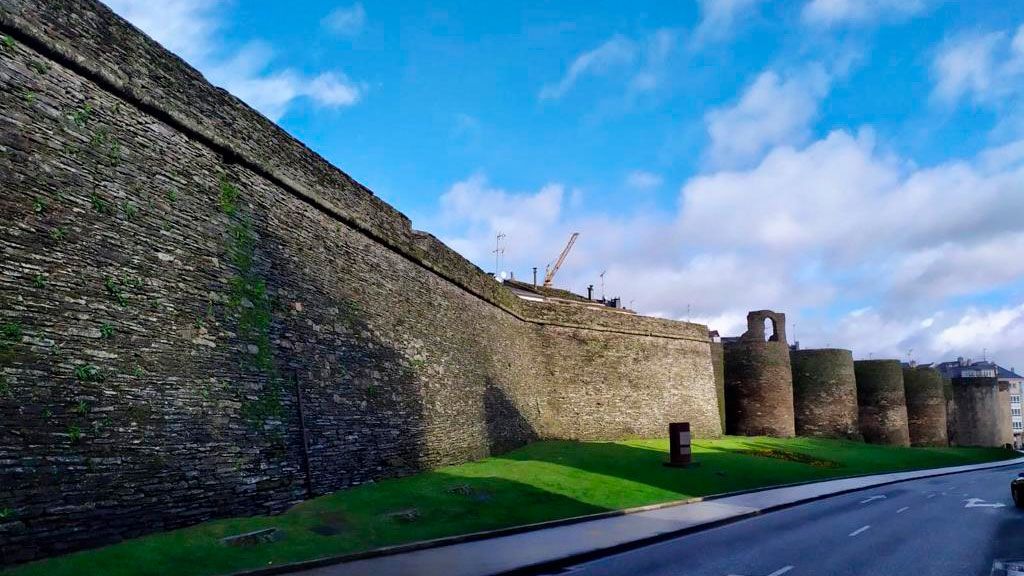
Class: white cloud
539,36,636,101
438,174,565,265
693,0,764,45
540,31,677,102
429,126,1024,370
801,0,929,28
629,30,676,96
103,0,221,62
932,26,1024,106
704,66,832,168
625,170,663,191
104,0,363,121
322,4,366,36
933,305,1024,356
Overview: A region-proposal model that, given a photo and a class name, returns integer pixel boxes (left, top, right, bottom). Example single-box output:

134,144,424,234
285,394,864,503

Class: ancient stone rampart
710,341,726,431
902,366,948,447
0,0,719,563
790,349,860,439
723,311,795,437
949,377,1013,447
854,360,910,446
944,377,957,444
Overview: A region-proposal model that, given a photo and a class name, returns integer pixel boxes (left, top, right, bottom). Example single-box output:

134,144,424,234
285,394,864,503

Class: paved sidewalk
294,456,1024,576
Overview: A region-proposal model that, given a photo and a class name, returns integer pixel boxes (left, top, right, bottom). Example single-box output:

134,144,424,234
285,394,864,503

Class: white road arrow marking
860,495,886,504
849,525,871,537
964,498,1006,508
726,566,794,576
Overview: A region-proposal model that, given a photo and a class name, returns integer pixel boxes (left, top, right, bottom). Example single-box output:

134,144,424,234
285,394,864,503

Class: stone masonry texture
902,366,948,447
723,311,795,438
0,0,721,564
710,341,726,432
790,349,860,440
854,360,910,446
949,378,1013,448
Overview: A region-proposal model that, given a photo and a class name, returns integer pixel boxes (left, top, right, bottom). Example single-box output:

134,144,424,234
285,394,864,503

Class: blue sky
107,0,1024,369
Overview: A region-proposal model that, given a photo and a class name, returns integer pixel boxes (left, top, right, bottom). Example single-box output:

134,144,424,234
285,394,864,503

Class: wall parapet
0,2,473,327
0,0,711,347
520,300,709,341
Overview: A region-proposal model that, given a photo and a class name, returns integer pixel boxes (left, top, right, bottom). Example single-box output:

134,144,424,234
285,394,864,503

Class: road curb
227,454,1024,576
495,456,1024,576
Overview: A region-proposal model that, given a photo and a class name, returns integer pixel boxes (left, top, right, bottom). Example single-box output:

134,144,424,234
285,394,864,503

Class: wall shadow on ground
493,440,841,501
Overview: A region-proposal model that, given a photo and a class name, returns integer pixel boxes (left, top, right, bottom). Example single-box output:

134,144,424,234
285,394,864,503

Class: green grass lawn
5,437,1015,576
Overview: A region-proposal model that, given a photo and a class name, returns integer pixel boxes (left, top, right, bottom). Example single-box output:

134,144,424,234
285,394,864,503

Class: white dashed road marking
860,495,886,504
849,525,871,537
896,506,909,514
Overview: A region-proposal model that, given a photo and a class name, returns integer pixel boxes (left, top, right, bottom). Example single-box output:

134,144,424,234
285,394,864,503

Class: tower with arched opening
722,310,796,437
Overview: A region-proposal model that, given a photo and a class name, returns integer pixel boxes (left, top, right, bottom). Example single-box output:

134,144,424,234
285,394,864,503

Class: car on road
1013,473,1024,508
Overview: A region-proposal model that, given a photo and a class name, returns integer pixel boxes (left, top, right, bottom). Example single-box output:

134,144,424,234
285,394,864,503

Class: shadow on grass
3,473,607,576
492,437,1014,502
491,439,842,500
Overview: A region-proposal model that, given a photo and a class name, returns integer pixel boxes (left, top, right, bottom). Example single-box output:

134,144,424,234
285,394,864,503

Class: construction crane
543,232,579,287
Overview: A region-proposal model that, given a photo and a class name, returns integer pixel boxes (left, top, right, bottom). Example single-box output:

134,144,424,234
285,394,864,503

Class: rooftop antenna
493,232,506,277
906,348,914,362
599,270,606,301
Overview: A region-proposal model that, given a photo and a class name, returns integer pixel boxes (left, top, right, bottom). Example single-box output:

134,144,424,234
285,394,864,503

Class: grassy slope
5,437,1015,576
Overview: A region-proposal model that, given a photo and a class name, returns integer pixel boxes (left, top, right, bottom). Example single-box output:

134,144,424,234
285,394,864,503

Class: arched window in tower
764,317,779,342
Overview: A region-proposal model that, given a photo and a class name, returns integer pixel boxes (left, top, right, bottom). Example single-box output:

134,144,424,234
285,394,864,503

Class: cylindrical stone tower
854,360,910,446
723,310,795,437
790,349,860,439
950,377,1014,447
902,365,948,447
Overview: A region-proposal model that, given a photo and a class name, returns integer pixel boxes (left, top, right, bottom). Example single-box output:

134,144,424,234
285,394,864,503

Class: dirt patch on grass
734,447,843,468
310,512,348,536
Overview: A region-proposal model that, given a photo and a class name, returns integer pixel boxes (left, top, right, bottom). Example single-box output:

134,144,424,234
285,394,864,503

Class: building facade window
1013,408,1022,417
1013,395,1021,404
1015,421,1023,431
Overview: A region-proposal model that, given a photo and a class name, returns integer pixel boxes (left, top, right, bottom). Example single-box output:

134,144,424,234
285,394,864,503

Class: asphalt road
543,465,1024,576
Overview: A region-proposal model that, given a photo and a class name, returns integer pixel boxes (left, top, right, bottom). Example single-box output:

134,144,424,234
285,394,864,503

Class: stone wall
944,377,957,445
0,0,719,564
710,341,726,432
902,366,948,447
949,378,1012,447
790,349,860,439
853,360,910,446
723,311,795,437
